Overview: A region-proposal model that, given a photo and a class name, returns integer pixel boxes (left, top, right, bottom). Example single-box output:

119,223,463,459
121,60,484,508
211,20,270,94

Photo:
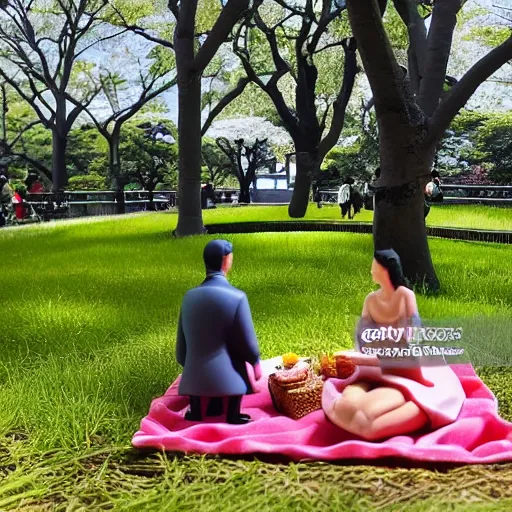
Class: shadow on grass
122,446,512,473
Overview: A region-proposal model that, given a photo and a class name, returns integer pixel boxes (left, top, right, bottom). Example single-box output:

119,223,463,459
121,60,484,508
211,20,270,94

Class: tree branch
169,0,179,20
318,101,331,135
308,1,346,54
318,37,358,160
346,0,408,117
201,76,249,135
428,35,512,146
10,151,52,180
253,11,292,77
393,0,427,95
272,0,304,16
0,69,51,127
192,0,250,73
312,40,347,54
75,29,129,58
117,77,176,125
8,119,41,149
109,3,174,49
417,0,460,115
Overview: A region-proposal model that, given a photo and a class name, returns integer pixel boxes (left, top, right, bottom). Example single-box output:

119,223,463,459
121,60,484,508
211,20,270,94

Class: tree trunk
288,151,319,218
174,28,204,237
175,73,203,235
108,130,125,214
239,177,250,204
51,129,68,191
373,153,439,293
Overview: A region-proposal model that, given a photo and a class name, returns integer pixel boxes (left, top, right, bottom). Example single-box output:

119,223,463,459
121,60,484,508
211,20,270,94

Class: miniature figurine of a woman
322,249,465,441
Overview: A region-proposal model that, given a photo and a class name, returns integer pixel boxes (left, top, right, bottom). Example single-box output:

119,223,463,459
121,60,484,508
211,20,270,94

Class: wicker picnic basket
268,371,324,420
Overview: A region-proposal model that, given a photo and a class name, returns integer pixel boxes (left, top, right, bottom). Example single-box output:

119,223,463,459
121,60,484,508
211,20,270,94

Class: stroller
10,191,42,224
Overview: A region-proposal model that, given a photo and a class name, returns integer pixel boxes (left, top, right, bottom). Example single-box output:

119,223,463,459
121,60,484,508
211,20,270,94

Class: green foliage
105,0,158,26
271,142,294,164
196,0,222,33
148,45,176,77
442,110,512,184
314,46,344,98
221,82,289,126
67,125,108,177
7,124,52,177
450,110,488,136
201,137,232,188
67,173,107,191
119,120,178,190
473,112,512,184
464,26,511,47
456,4,488,29
321,144,369,184
382,3,409,51
320,110,379,184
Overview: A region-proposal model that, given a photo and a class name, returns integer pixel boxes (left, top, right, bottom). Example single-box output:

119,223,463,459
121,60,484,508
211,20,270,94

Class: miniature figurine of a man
176,239,262,424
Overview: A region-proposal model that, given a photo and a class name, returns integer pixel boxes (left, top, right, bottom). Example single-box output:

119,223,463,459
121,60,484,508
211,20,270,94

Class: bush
321,145,373,184
67,173,107,191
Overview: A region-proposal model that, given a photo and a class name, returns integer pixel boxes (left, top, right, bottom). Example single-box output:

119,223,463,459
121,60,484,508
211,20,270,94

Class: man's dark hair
203,239,233,272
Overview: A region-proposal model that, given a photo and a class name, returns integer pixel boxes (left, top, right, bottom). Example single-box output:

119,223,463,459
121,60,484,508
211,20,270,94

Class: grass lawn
1,208,512,510
201,203,512,231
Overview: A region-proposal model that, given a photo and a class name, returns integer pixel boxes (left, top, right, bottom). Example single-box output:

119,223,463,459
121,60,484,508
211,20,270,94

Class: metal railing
24,190,178,220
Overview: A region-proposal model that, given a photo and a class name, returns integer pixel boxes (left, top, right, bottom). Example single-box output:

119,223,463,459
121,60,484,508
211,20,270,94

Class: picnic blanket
132,360,512,464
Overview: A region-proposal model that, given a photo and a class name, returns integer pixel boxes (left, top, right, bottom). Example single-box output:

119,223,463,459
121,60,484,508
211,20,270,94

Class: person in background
0,175,14,227
424,169,443,218
13,186,28,221
25,173,45,194
338,176,354,219
364,167,380,211
313,182,322,208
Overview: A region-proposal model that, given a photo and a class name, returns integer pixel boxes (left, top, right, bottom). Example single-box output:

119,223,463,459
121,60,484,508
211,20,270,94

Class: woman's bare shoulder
397,286,415,298
364,291,378,304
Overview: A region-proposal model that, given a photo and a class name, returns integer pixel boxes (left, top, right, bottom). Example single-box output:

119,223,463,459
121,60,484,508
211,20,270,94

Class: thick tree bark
373,173,439,292
238,176,251,203
393,0,427,96
174,0,204,236
417,0,459,116
173,0,249,236
347,0,512,292
347,0,439,290
428,35,512,145
288,151,319,218
175,72,204,235
51,129,68,191
108,128,125,214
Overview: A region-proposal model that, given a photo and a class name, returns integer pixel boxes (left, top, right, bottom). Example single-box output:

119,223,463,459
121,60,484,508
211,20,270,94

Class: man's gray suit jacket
176,271,260,397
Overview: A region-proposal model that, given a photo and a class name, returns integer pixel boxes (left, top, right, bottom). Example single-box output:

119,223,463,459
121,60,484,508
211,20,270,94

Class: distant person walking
424,170,443,218
338,177,354,219
364,167,380,211
313,182,322,208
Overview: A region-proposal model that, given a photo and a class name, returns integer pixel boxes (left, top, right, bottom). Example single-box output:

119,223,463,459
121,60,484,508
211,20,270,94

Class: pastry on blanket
273,365,309,385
